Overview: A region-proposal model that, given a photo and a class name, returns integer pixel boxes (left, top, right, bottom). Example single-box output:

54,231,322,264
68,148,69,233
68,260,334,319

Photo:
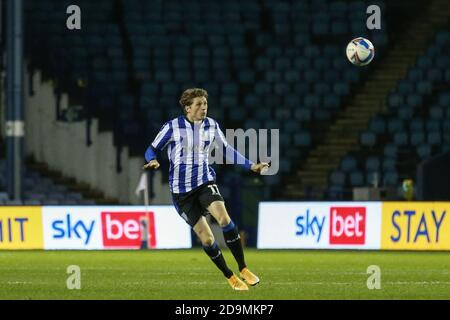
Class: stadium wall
0,205,192,249
1,202,449,250
24,70,172,205
257,202,450,251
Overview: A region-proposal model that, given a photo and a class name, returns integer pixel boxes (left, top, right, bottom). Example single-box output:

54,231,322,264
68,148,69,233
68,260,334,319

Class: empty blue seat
349,171,364,186
315,83,331,95
410,118,424,131
323,94,340,109
229,108,247,122
393,132,408,146
369,117,386,134
429,106,444,119
333,83,350,96
332,57,347,69
255,82,272,95
284,120,301,133
407,69,424,82
254,107,272,121
266,71,282,83
428,131,441,145
293,83,309,95
304,94,320,108
221,89,240,104
360,131,376,147
285,71,301,83
417,56,432,68
330,170,346,186
366,172,381,187
238,70,255,84
388,119,404,133
314,109,332,121
293,132,312,147
244,119,261,130
382,158,396,171
312,21,328,35
439,93,450,107
340,155,357,172
343,69,359,83
388,93,403,108
279,159,292,173
222,83,239,95
275,108,291,120
293,57,311,70
416,81,433,95
244,94,261,108
435,31,450,46
406,94,423,108
274,57,291,70
397,81,414,95
285,95,301,108
331,21,348,35
365,156,380,171
328,185,344,200
294,108,312,122
427,68,442,82
274,83,290,95
426,119,441,131
436,56,450,69
417,144,432,159
313,58,329,70
383,171,399,187
398,107,414,120
304,45,321,58
411,131,425,146
304,70,320,82
444,68,450,82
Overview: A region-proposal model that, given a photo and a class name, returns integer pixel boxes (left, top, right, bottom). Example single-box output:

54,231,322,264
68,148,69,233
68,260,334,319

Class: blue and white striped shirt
145,116,253,194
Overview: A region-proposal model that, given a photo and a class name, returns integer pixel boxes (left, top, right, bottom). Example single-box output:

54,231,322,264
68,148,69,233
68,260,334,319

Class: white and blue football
346,37,375,66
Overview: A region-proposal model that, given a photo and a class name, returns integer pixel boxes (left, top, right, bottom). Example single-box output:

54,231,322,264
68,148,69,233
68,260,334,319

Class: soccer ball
346,37,375,66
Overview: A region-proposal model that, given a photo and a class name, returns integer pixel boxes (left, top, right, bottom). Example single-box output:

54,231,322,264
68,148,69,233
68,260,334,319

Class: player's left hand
251,162,270,174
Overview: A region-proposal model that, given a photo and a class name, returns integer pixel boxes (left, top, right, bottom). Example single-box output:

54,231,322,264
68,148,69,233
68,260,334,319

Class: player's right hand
143,160,160,170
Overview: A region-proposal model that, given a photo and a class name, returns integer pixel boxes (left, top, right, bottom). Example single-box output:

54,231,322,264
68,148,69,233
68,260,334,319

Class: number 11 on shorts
208,184,221,196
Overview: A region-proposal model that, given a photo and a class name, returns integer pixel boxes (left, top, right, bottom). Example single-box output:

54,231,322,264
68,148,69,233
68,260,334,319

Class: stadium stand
329,28,450,199
15,0,447,239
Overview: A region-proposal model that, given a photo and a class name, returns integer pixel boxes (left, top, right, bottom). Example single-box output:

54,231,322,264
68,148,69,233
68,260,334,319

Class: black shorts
171,182,224,227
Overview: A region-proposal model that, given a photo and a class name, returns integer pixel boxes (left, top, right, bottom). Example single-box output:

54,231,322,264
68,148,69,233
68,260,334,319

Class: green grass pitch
1,249,450,300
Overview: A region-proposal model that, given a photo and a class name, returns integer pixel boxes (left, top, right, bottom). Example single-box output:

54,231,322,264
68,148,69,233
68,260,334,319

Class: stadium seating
328,29,450,199
24,0,390,201
0,159,96,205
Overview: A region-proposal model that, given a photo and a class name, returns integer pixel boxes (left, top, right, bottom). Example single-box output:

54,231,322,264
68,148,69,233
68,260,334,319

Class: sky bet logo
330,207,366,244
52,214,95,245
102,212,156,248
295,207,366,245
295,210,325,242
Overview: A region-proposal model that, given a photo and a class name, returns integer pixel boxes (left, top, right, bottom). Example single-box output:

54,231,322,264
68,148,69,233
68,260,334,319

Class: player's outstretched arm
143,159,160,170
250,162,270,174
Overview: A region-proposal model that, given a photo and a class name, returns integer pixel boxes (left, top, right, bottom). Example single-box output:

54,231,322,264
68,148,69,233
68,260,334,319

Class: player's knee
217,215,231,227
202,235,215,247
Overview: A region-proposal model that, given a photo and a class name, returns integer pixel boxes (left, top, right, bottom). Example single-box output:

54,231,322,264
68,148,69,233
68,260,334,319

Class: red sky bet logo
329,207,366,245
102,212,156,248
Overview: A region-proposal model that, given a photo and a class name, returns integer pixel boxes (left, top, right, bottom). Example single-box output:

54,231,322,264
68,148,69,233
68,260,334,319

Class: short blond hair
179,88,208,114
